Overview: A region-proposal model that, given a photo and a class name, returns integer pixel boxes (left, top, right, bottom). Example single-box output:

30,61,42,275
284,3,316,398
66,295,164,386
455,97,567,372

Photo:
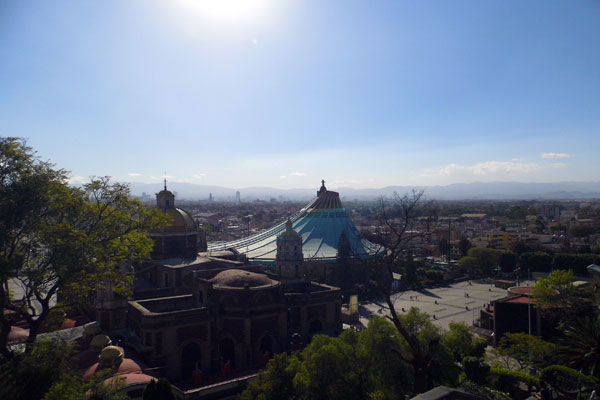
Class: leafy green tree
293,334,362,400
458,237,472,257
498,251,516,273
554,317,600,378
462,356,490,384
553,253,595,275
492,332,556,371
371,191,447,395
241,353,297,400
442,322,486,363
243,315,460,400
518,251,552,272
540,365,597,398
509,240,534,256
489,368,539,395
458,247,501,277
0,338,73,400
438,238,451,257
0,337,127,400
0,138,165,355
44,369,127,400
425,269,443,283
395,308,458,390
458,256,479,276
532,269,593,325
569,225,595,238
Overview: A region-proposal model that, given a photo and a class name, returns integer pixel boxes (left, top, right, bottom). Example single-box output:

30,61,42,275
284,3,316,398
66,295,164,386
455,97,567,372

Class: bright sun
176,0,272,23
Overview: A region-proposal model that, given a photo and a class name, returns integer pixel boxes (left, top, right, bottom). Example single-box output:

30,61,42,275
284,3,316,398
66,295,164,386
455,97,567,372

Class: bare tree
372,189,440,394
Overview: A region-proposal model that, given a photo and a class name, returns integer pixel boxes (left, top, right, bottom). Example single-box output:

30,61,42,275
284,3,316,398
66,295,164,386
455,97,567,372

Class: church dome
210,269,277,289
90,334,111,352
163,208,196,232
148,182,200,259
98,345,124,367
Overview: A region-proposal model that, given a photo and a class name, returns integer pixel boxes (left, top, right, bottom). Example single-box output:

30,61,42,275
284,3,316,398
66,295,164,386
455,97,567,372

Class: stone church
96,184,341,382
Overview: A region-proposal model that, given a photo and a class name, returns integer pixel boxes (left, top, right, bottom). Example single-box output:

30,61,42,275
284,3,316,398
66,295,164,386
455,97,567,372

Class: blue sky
1,1,599,189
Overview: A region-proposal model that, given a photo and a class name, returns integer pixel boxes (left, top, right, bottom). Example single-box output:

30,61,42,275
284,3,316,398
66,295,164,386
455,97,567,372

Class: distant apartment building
487,232,518,249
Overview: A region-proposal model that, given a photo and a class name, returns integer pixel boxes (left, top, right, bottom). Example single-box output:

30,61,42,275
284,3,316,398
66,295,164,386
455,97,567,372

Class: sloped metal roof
207,188,380,264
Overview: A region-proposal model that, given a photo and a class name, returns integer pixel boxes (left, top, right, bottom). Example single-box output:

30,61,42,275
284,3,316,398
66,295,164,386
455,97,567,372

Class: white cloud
542,152,570,159
279,172,306,179
149,175,173,182
421,160,542,178
191,173,206,179
552,163,566,169
127,172,141,177
68,175,87,185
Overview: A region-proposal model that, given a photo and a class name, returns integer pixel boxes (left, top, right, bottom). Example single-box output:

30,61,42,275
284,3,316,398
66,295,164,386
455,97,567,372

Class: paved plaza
359,281,509,331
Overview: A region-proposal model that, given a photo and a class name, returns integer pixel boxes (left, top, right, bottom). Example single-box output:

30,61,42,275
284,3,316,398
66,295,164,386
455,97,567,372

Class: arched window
181,342,202,380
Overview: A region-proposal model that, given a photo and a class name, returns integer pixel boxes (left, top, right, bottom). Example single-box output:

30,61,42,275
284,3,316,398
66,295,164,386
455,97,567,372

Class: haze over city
1,1,599,189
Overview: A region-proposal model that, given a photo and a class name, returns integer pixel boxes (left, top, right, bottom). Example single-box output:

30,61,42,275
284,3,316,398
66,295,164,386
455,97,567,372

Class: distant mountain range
128,181,600,201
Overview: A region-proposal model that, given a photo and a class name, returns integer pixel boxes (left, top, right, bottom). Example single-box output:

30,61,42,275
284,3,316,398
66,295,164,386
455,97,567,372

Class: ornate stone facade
127,269,340,380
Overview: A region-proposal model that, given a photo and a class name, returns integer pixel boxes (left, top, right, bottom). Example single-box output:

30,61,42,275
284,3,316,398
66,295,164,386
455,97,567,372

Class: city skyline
1,1,599,189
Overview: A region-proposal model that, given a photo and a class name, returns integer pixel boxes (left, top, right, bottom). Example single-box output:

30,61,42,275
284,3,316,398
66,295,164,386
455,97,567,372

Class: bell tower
276,218,304,283
156,178,175,210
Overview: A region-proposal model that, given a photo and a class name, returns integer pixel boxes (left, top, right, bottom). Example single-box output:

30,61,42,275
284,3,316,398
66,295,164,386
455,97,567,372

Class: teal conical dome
208,182,379,264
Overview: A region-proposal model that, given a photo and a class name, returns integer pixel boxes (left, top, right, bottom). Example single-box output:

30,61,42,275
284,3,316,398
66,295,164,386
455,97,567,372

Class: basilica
95,183,341,389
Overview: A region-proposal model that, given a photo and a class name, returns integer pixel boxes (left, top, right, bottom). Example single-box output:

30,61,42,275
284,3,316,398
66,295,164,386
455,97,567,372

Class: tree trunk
0,285,14,358
412,359,428,394
24,300,49,353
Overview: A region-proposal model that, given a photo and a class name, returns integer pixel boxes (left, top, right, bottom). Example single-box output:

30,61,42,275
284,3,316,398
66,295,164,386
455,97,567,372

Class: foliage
458,237,471,257
462,356,490,384
540,365,597,395
142,378,175,400
438,238,450,256
509,240,535,256
44,369,127,400
489,368,540,391
370,190,447,394
466,248,500,276
243,314,461,400
459,247,503,277
493,332,556,371
553,253,596,275
458,256,479,276
498,251,516,273
531,269,593,324
0,338,127,400
425,269,443,283
554,317,600,378
0,338,74,400
241,353,297,400
0,138,165,355
441,322,485,363
518,251,552,272
569,225,595,238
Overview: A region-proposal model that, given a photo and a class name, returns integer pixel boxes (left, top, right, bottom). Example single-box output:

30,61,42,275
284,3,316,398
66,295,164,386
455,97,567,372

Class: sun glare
176,0,272,23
